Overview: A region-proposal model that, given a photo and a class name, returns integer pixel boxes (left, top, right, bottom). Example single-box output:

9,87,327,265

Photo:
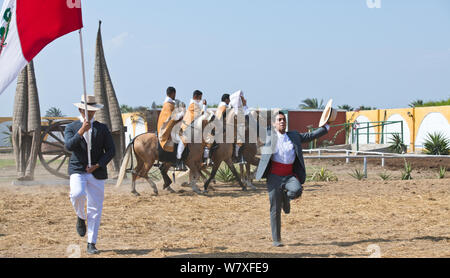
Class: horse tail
115,141,134,188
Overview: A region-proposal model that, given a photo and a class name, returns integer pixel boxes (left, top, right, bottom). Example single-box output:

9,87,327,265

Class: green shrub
438,167,446,179
388,133,407,154
423,132,449,155
310,167,338,182
378,172,392,181
349,169,365,180
401,161,413,180
215,166,237,183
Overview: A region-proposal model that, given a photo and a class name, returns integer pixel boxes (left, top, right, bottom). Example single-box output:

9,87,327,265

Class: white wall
352,115,376,144
415,112,450,149
384,114,411,147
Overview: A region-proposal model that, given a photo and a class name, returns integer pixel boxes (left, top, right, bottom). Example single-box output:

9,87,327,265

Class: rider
157,87,186,170
203,93,231,166
229,90,249,164
178,90,210,169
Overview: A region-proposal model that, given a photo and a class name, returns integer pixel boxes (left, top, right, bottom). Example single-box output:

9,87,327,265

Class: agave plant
215,166,238,183
438,167,446,179
423,132,449,155
388,133,407,154
401,161,413,180
378,172,391,181
349,169,365,180
310,167,338,182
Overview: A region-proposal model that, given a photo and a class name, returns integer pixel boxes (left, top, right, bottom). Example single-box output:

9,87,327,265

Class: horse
202,109,264,192
115,106,221,195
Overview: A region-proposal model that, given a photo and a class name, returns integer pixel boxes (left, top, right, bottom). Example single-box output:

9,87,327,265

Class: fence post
401,121,404,144
363,156,368,178
346,150,350,164
367,122,370,144
356,129,360,151
381,153,385,168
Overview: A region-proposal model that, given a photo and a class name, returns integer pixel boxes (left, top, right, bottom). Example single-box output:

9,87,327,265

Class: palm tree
45,107,65,117
338,104,353,111
299,98,325,109
409,99,424,108
357,105,377,111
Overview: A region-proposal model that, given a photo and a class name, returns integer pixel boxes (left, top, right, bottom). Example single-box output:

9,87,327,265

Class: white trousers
172,133,185,159
70,173,105,244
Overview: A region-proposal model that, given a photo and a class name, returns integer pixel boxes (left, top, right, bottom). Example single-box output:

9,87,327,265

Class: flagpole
78,28,92,168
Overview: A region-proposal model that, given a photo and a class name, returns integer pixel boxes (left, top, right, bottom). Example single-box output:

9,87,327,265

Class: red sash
270,160,294,177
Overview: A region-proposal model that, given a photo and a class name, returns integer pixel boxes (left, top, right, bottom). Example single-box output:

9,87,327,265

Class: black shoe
175,159,187,171
76,217,86,237
87,243,99,255
282,190,290,214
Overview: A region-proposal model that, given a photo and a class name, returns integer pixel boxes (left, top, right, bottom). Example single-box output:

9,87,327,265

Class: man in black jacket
255,111,331,247
64,95,115,255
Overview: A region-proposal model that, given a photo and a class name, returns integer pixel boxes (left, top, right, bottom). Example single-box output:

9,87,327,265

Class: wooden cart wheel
38,120,74,179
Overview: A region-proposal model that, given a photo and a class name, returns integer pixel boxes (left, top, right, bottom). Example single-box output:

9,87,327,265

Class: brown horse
202,109,262,192
115,110,245,195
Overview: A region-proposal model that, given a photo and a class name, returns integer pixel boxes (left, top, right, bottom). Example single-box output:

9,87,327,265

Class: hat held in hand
73,95,104,111
319,99,337,127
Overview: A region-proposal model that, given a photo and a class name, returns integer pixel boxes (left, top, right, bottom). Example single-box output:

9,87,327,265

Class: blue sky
1,0,450,116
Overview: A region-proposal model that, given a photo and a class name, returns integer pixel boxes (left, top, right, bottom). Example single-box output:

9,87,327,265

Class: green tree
338,104,353,111
120,104,134,113
45,107,65,117
409,99,424,107
357,105,377,111
299,98,325,109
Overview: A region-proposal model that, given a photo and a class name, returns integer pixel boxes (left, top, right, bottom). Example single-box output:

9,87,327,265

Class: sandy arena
0,153,449,258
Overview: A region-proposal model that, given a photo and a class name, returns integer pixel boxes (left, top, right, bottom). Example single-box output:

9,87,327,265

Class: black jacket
64,120,115,180
255,127,328,184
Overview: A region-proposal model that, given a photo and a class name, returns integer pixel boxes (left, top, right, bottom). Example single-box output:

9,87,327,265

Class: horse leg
239,163,246,187
203,162,220,193
131,160,144,196
245,162,256,190
225,159,247,191
160,163,175,193
188,168,202,194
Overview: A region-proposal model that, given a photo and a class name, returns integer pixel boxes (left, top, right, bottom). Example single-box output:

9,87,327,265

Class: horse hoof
152,191,159,196
242,187,248,192
132,191,140,196
202,190,208,194
164,186,176,193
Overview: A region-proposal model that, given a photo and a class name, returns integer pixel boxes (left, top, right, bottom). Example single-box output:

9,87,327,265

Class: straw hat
73,95,104,111
319,99,337,127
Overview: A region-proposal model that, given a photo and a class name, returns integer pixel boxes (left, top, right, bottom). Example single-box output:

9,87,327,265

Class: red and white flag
0,0,83,95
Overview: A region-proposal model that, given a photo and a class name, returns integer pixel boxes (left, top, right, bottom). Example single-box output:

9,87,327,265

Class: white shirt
271,125,330,165
218,101,228,108
271,130,296,165
78,115,95,150
164,96,175,104
165,96,184,120
190,98,207,114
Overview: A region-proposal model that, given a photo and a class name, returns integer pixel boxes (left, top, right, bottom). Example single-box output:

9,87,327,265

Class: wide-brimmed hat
319,99,337,127
73,95,104,111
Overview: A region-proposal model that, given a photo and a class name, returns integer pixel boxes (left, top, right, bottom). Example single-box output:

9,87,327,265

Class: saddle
157,141,189,165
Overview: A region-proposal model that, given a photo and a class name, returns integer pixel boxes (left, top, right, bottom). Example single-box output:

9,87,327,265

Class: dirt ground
0,153,449,258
